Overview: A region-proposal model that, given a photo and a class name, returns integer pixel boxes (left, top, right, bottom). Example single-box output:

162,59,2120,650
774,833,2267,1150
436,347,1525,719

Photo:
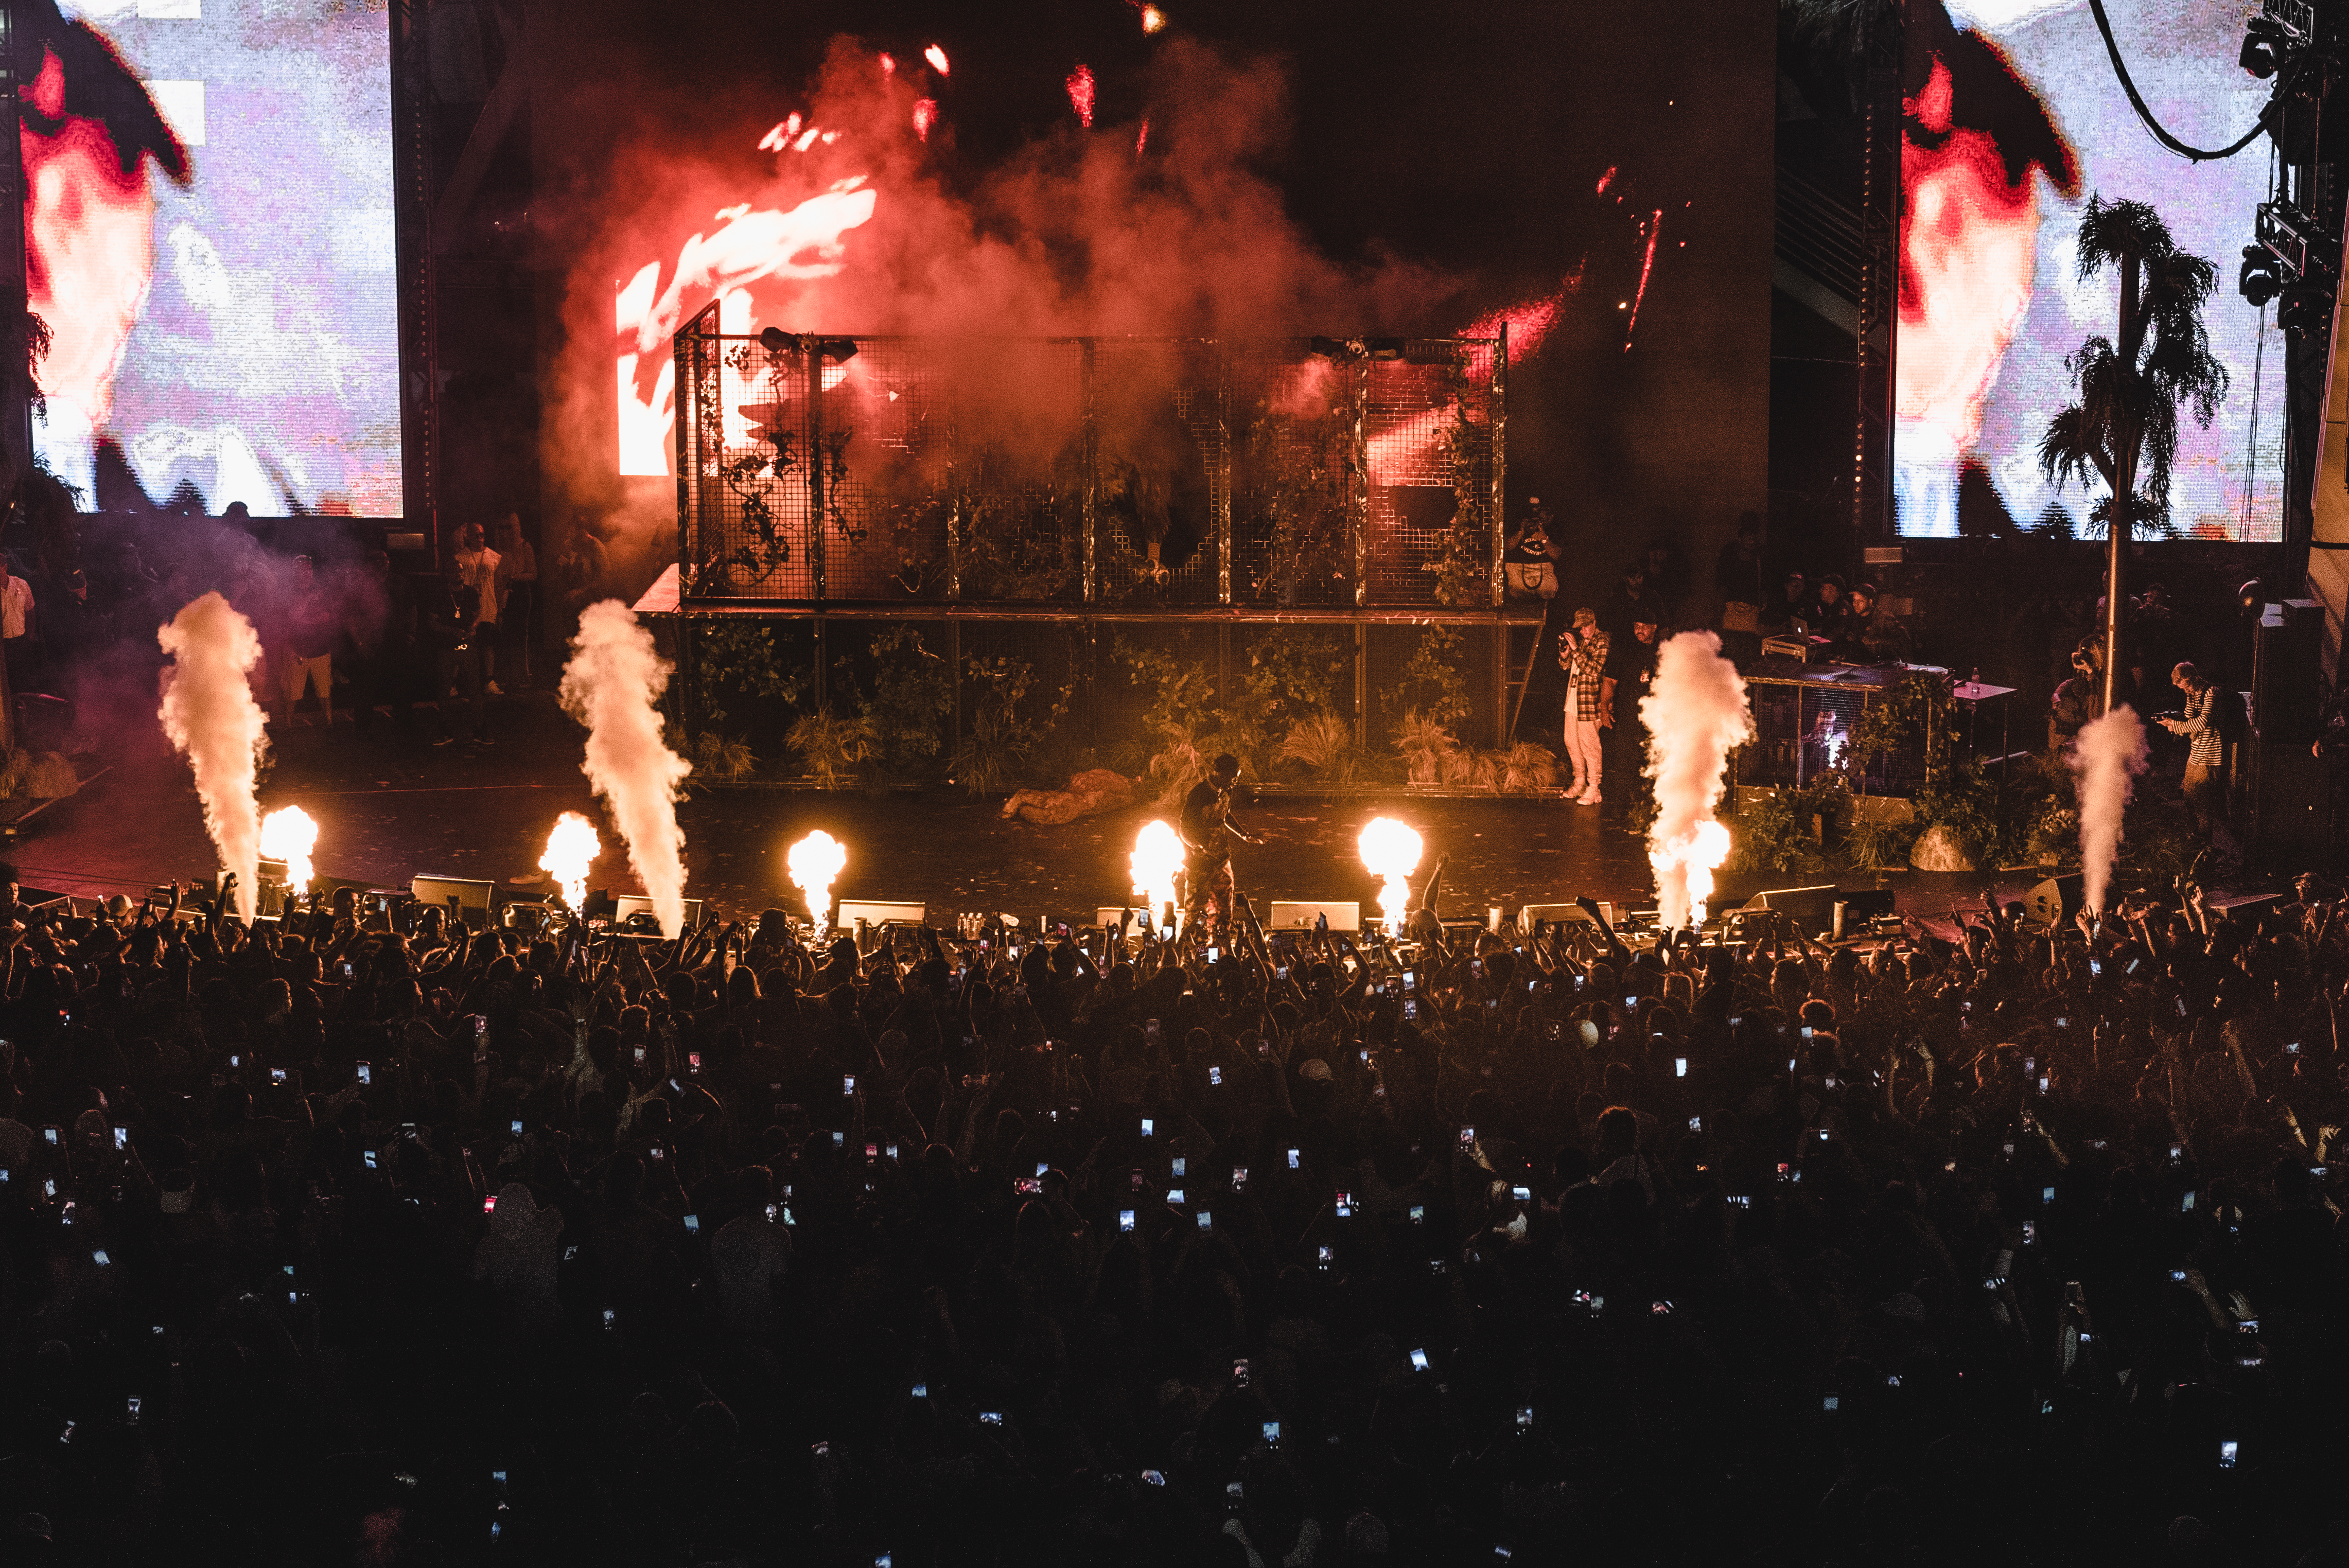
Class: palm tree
2038,197,2228,711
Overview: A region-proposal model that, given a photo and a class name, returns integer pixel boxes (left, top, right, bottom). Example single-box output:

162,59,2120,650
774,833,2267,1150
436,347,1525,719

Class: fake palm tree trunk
2037,198,2228,717
2102,252,2142,716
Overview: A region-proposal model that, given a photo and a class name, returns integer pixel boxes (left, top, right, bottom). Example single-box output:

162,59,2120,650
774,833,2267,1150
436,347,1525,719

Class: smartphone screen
1141,1118,1154,1137
357,1062,372,1085
1410,1348,1430,1371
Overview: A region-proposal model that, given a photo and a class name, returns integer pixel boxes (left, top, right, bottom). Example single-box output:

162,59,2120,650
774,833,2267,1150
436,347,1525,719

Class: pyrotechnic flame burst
1066,64,1095,128
1141,4,1167,32
539,812,602,912
259,806,319,900
1130,820,1183,931
1640,630,1752,930
1357,818,1423,935
1648,819,1733,930
788,831,849,929
924,44,950,74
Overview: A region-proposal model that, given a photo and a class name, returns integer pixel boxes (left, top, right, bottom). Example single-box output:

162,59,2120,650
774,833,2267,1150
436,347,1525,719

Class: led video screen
28,0,401,517
1896,0,2282,541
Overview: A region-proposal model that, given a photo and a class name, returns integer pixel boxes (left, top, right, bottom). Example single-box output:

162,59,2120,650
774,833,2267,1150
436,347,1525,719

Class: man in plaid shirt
2158,661,2228,832
1560,607,1609,805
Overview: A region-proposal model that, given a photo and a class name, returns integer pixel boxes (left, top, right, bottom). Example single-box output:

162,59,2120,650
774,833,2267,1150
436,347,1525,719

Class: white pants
1565,716,1603,794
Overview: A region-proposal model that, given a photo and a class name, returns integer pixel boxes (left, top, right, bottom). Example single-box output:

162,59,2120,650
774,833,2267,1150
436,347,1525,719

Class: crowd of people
0,861,2344,1566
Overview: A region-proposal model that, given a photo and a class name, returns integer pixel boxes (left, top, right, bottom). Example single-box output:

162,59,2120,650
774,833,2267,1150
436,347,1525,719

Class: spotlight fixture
2241,14,2291,78
1307,336,1363,360
2240,244,2283,307
2239,0,2311,80
759,326,803,355
818,337,859,362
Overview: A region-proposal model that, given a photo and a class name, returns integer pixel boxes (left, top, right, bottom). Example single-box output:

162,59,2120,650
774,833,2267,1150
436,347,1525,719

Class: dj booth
1731,657,1953,797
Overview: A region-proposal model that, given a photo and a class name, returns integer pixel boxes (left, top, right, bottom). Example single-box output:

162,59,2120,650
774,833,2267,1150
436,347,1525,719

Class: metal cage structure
666,309,1535,746
1733,660,1948,798
671,311,1509,612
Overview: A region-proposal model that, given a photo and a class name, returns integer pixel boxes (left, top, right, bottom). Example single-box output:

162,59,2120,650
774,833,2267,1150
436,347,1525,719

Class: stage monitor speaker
839,901,926,928
412,874,495,928
1517,902,1601,931
1268,900,1359,932
1742,885,1840,931
1838,889,1896,923
2024,873,2084,927
2255,600,2324,747
613,894,706,934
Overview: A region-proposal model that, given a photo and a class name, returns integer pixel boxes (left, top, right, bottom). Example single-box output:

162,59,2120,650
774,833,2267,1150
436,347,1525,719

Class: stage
4,693,2092,938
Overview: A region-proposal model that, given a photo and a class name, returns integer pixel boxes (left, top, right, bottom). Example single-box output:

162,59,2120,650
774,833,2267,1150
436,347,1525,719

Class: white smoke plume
2071,704,2149,919
1642,630,1754,930
560,600,693,937
156,593,270,922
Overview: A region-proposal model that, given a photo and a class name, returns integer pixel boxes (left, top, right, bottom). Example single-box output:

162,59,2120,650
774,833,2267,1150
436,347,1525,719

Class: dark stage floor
14,694,2075,930
12,698,1672,923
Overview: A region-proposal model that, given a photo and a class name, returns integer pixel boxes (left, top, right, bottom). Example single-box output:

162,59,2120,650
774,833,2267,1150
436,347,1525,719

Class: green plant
845,625,953,773
787,709,878,789
1729,780,1847,876
688,620,804,732
1276,710,1367,785
951,654,1071,795
1381,625,1472,733
1502,742,1559,794
690,731,756,784
1393,710,1458,785
1845,811,1921,872
1116,629,1347,789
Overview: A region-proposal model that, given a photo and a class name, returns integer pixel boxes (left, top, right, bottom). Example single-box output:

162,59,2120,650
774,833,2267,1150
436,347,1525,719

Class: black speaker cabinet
2254,598,2324,747
2025,873,2084,927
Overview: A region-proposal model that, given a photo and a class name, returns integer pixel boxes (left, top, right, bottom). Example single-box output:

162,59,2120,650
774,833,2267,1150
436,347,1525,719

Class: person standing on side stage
1559,608,1609,806
1180,753,1254,936
1603,617,1662,811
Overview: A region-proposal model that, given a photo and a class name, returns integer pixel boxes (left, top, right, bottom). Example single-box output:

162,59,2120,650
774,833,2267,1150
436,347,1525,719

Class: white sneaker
485,681,504,697
1578,790,1602,806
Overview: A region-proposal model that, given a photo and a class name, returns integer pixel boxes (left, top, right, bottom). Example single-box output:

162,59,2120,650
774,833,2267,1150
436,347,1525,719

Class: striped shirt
2176,683,2226,767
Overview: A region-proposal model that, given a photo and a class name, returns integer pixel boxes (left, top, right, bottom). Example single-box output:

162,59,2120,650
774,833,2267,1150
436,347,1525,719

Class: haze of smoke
549,36,1462,569
560,600,692,938
2071,704,2148,918
1642,630,1754,930
156,593,269,922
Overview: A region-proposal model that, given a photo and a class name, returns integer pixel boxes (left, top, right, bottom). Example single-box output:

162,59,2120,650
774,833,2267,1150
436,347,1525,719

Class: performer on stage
1180,753,1255,936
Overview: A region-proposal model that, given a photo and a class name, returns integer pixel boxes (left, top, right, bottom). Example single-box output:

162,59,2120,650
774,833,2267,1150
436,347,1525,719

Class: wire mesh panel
1091,338,1223,607
677,331,1500,608
1227,340,1353,608
1363,339,1501,608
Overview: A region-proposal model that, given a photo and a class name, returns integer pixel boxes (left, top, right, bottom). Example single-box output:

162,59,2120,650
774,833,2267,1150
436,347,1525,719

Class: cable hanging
2086,0,2276,162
